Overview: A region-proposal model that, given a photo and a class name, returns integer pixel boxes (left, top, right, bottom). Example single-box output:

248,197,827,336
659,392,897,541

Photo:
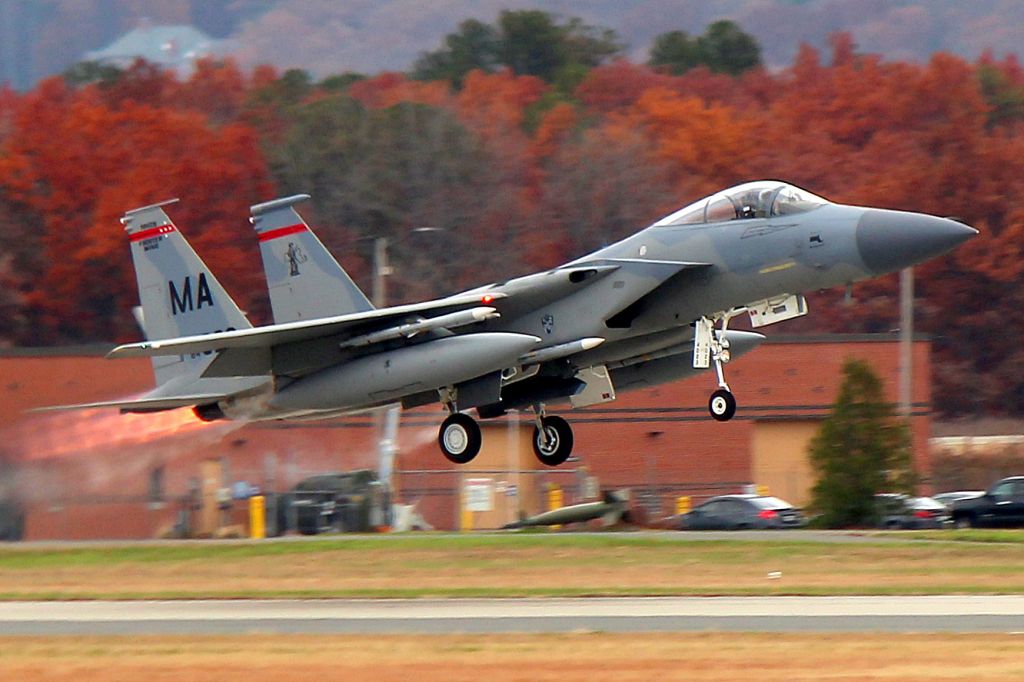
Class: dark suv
950,476,1024,529
290,470,385,535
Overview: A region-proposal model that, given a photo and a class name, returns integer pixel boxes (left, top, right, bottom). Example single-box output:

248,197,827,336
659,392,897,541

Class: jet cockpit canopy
654,181,828,227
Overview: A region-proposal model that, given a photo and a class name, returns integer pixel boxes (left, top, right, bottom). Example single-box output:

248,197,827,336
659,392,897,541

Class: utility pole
370,236,396,525
899,267,913,417
371,237,392,308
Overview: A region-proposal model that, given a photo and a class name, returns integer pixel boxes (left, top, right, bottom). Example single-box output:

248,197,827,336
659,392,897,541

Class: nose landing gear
708,388,736,421
695,315,738,422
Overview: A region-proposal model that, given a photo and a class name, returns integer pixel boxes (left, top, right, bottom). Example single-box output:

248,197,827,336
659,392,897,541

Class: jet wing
33,394,231,414
107,292,506,360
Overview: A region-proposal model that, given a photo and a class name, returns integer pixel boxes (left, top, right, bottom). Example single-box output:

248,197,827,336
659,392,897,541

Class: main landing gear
437,397,575,467
438,412,481,464
695,315,738,422
531,408,574,467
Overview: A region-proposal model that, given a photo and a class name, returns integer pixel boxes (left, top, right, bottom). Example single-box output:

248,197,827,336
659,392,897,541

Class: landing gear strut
531,406,574,467
695,314,738,422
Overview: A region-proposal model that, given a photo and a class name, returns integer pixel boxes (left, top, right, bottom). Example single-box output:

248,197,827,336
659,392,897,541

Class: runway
3,596,1024,635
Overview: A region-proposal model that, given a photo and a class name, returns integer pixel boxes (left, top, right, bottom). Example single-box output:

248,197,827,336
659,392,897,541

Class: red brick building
0,334,931,538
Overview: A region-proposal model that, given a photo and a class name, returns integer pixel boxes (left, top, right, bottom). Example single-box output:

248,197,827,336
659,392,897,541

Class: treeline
2,14,1024,419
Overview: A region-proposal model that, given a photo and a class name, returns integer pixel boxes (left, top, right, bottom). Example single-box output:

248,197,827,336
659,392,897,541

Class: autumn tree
411,19,500,87
0,76,273,343
808,360,916,528
649,31,700,75
413,10,621,87
649,21,761,76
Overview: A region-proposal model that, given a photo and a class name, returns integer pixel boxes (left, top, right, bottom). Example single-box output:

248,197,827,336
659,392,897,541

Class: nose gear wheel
696,314,740,422
709,388,736,422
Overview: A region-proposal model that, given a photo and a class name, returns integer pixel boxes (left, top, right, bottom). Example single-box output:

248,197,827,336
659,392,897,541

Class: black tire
954,515,975,530
709,389,737,421
532,415,574,467
439,413,482,464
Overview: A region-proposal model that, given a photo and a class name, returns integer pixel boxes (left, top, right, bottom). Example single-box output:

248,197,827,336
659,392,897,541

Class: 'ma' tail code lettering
169,273,214,315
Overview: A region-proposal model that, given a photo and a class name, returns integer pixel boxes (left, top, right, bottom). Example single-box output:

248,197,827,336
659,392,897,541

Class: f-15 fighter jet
50,181,975,467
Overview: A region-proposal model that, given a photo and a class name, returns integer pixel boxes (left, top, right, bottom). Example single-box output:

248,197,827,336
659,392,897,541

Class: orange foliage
575,61,675,112
607,87,756,195
174,58,250,123
454,69,547,139
349,72,450,109
531,103,578,161
0,77,274,341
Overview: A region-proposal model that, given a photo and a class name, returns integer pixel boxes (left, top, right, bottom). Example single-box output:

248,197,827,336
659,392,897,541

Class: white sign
465,478,494,512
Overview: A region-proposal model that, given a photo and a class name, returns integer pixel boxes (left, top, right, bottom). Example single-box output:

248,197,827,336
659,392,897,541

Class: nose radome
856,209,977,275
722,330,765,360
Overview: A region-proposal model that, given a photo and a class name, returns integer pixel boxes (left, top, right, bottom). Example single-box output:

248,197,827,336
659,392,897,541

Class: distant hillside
3,0,1024,89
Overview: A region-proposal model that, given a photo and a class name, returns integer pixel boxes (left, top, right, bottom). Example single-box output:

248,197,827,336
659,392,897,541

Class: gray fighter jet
48,181,975,467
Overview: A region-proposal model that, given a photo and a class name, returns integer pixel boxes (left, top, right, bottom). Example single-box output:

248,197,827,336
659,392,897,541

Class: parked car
932,490,984,510
0,500,24,541
679,494,805,530
290,470,386,535
875,494,950,529
950,476,1024,529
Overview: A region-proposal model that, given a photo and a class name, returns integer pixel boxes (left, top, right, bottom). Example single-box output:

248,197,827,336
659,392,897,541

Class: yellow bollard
676,495,691,516
249,495,266,539
548,484,563,530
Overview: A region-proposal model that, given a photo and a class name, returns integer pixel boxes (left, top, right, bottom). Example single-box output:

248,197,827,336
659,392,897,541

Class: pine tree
808,359,916,527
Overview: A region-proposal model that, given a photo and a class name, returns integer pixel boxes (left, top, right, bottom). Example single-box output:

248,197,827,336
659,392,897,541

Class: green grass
3,532,1024,600
881,529,1024,543
0,533,874,569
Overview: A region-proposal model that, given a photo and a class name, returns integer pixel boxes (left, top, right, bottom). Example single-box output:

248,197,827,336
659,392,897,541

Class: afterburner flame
9,408,209,461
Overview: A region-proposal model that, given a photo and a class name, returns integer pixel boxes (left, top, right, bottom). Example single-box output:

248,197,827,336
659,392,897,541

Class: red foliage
575,61,675,112
0,79,274,341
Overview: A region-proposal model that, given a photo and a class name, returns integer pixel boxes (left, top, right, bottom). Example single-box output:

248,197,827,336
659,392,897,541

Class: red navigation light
757,509,778,520
913,509,932,519
481,294,494,304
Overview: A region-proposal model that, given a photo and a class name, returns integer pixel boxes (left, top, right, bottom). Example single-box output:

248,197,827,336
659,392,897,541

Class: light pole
899,267,913,418
367,227,446,526
371,237,391,308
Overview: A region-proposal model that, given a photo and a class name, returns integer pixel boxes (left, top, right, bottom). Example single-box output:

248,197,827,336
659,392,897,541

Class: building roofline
0,344,115,358
764,333,930,344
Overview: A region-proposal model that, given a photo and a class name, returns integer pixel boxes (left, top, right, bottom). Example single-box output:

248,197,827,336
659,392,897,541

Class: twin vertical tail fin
250,194,375,323
121,199,253,386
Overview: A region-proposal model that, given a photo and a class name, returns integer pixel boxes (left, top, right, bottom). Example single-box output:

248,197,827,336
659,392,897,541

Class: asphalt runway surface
3,596,1024,635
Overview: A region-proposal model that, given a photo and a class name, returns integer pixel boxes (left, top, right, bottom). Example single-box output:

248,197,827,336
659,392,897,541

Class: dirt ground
1,633,1023,681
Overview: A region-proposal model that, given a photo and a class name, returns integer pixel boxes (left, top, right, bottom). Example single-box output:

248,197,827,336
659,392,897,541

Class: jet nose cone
856,209,977,275
723,330,765,360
